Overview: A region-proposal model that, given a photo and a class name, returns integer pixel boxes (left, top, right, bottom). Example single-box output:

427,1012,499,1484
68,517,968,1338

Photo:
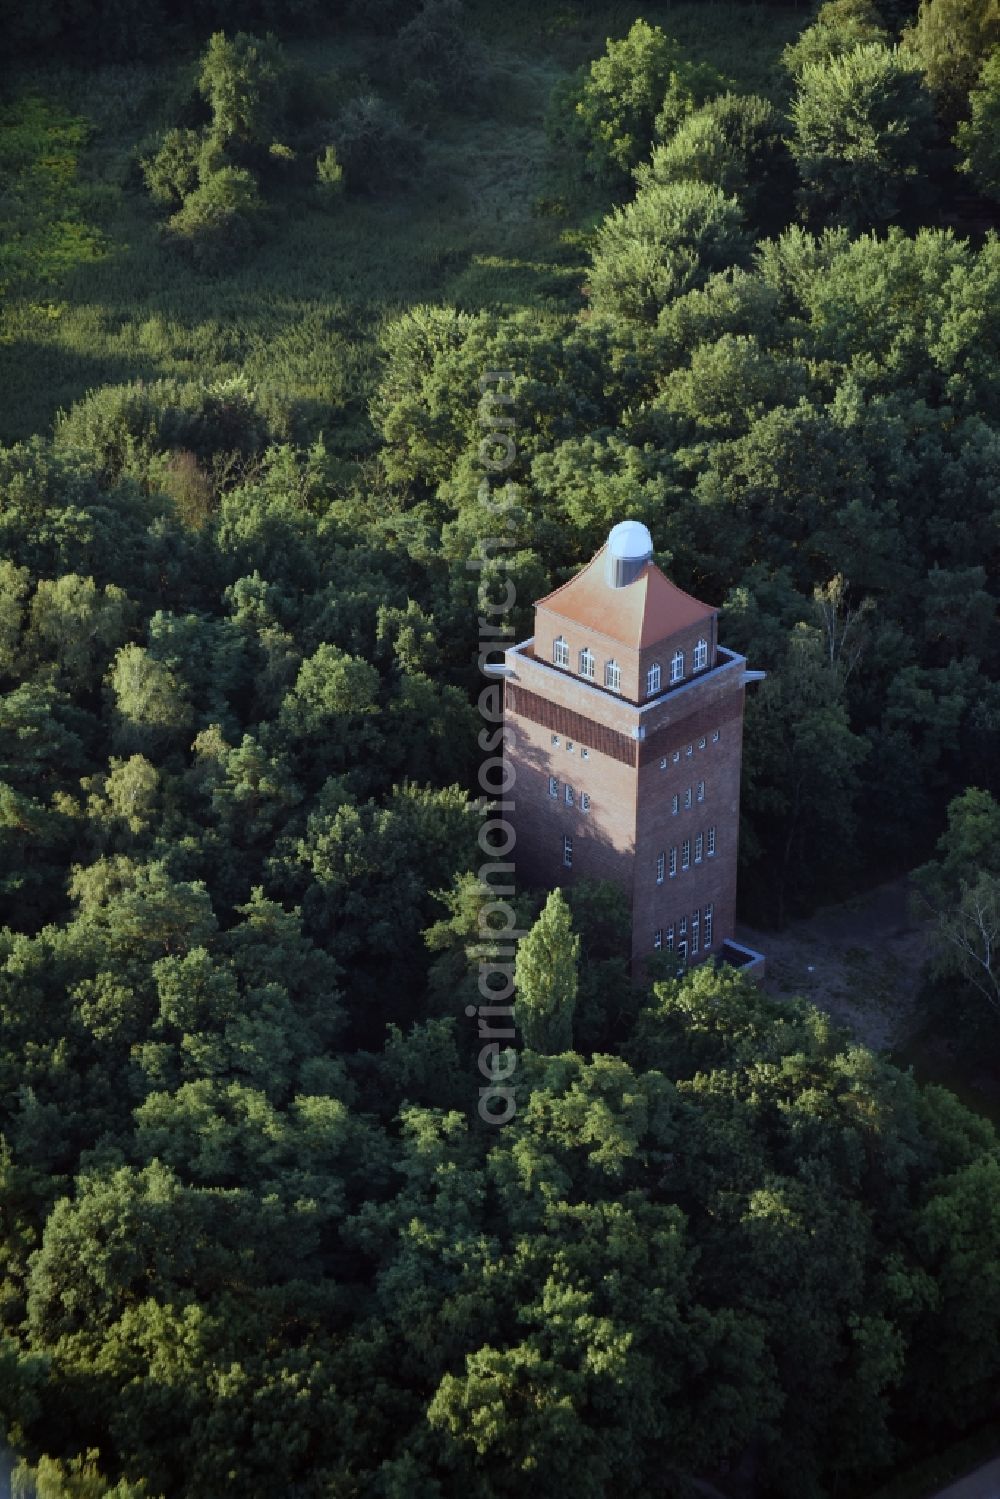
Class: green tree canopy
790,43,937,230
589,180,748,323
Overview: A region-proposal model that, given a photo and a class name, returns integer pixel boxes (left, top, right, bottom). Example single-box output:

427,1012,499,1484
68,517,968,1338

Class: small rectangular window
659,756,668,770
647,663,661,695
704,904,713,948
707,825,716,857
686,744,693,757
692,909,700,953
712,729,721,743
548,776,558,798
695,833,703,864
553,637,570,668
563,835,573,868
605,660,621,692
653,928,662,951
682,839,690,870
581,792,591,813
581,748,589,760
670,651,684,683
551,735,559,746
565,784,574,807
698,737,706,750
671,794,679,815
666,924,675,951
672,750,680,764
697,780,705,802
669,846,677,877
684,787,692,809
566,740,574,753
656,852,665,884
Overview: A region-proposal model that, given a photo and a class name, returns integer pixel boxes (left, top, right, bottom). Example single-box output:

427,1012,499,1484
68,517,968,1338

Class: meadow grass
0,4,805,447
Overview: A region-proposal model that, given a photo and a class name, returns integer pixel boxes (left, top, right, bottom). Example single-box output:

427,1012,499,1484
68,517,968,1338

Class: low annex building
502,521,765,975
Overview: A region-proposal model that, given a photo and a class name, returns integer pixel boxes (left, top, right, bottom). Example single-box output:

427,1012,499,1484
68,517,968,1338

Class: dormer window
694,637,709,671
605,659,621,692
670,650,684,683
646,663,661,695
553,636,569,668
579,647,595,679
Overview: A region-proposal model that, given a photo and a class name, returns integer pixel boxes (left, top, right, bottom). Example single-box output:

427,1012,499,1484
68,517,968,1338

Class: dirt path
736,877,930,1052
928,1454,1000,1499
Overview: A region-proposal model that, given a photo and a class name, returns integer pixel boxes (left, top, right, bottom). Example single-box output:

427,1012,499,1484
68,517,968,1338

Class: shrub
54,377,271,481
166,166,266,270
903,0,1000,116
955,46,1000,198
791,43,937,230
391,0,488,107
315,144,345,204
546,20,722,188
588,180,749,323
54,382,160,482
652,60,727,144
639,93,794,235
333,95,424,194
782,0,889,80
140,127,201,206
198,31,289,156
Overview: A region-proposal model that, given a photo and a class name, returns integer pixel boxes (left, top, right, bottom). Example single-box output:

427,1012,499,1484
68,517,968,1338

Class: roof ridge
535,544,607,609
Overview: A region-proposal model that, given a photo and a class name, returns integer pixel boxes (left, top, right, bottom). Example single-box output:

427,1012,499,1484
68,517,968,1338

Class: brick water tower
502,521,765,974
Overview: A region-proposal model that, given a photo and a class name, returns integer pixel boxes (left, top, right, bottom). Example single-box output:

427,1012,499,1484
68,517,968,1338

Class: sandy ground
737,877,930,1053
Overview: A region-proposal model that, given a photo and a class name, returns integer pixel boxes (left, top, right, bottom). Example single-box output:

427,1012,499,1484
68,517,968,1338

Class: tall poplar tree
515,889,580,1053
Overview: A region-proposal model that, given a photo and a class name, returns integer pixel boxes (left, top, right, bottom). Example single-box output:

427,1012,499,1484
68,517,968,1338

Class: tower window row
659,728,721,771
549,778,591,814
551,735,590,760
655,827,715,881
552,637,710,695
670,781,706,814
653,904,714,959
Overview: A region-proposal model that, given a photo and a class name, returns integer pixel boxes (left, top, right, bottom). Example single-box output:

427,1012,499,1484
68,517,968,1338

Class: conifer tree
515,889,580,1053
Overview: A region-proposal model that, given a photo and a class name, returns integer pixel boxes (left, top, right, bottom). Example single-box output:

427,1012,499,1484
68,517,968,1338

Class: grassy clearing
0,95,110,299
0,4,805,446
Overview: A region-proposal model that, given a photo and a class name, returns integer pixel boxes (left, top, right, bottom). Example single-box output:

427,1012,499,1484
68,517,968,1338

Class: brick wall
534,605,644,702
636,615,717,702
631,691,744,969
503,710,637,896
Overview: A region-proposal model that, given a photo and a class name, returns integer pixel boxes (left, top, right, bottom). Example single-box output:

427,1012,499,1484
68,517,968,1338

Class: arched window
694,637,709,671
553,635,569,668
646,662,661,695
579,646,595,679
670,649,684,683
605,659,621,692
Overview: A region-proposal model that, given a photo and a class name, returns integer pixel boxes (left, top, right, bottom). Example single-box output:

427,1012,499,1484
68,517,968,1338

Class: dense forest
1,0,999,1494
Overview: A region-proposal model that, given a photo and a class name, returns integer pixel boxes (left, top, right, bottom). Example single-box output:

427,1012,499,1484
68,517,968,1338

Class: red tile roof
536,546,715,650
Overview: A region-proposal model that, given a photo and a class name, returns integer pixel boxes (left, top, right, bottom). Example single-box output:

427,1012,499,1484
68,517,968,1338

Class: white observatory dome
605,520,654,589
